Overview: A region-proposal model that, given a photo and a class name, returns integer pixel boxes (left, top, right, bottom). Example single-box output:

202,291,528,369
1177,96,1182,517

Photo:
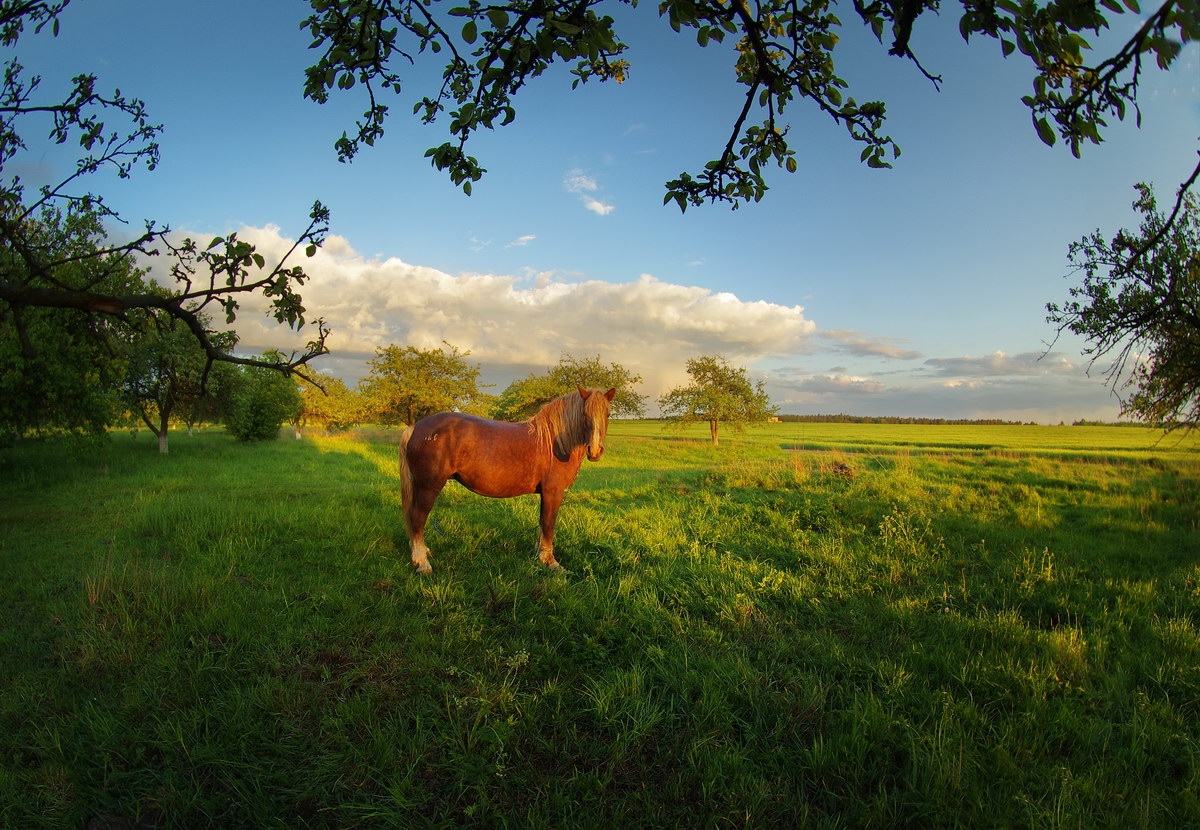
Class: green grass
1,422,1198,827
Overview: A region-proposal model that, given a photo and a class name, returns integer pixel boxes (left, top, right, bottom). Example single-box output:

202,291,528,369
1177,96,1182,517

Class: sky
10,0,1200,421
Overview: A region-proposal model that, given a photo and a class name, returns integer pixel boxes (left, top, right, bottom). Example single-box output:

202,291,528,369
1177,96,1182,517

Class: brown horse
399,386,616,574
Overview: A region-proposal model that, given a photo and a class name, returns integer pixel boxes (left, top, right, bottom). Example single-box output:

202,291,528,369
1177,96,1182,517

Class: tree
1,3,330,380
1047,182,1200,430
0,205,144,438
492,353,645,420
120,306,233,453
295,370,361,437
217,353,303,442
358,343,483,425
658,355,777,445
303,0,1199,212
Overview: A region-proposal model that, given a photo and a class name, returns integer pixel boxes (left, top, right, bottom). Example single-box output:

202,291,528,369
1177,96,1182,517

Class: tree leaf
487,8,509,30
1035,117,1057,147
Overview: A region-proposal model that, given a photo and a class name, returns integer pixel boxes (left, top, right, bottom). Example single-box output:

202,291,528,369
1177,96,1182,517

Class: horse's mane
528,389,609,454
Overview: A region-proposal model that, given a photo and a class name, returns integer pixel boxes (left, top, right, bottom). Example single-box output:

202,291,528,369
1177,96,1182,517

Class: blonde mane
528,388,610,455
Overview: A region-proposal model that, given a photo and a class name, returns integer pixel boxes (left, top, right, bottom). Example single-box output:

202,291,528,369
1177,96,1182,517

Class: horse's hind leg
406,482,444,575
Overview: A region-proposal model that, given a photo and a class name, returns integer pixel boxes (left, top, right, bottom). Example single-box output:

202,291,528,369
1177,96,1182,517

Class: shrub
220,362,301,442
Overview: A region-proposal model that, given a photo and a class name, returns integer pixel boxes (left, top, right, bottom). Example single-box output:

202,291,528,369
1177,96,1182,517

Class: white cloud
564,170,598,193
924,350,1081,377
140,227,1125,423
797,373,888,395
172,226,816,398
565,168,615,216
764,360,1120,423
583,198,615,216
506,234,536,247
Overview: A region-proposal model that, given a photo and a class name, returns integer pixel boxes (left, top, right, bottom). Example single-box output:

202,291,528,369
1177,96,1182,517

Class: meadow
1,421,1197,828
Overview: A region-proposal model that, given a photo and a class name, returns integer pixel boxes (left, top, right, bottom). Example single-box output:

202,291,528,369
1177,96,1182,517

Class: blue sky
11,1,1200,420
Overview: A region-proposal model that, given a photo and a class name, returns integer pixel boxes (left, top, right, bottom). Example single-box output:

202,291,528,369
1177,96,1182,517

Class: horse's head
578,386,616,461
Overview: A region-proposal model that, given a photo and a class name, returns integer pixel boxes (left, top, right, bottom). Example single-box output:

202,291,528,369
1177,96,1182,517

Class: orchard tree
217,352,304,442
120,306,234,453
1048,182,1200,430
358,343,484,424
659,354,777,445
0,205,144,437
303,0,1199,216
492,353,645,420
1,2,329,380
295,370,361,437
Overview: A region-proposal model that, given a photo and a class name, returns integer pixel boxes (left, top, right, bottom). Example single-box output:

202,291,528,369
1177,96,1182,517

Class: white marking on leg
537,542,560,570
411,541,433,575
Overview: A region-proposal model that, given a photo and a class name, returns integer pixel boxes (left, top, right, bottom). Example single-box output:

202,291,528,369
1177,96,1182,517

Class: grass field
1,421,1197,828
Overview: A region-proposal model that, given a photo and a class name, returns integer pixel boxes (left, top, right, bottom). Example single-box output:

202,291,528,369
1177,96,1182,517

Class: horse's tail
398,425,416,538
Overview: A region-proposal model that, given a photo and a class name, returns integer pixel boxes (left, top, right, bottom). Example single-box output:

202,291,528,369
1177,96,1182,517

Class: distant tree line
779,414,1030,425
781,414,1163,427
1069,419,1169,428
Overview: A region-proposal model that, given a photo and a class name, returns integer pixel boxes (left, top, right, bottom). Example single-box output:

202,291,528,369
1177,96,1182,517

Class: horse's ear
577,385,590,399
605,388,616,401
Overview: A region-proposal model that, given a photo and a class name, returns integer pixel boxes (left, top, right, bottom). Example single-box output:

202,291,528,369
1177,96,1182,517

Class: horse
398,386,616,575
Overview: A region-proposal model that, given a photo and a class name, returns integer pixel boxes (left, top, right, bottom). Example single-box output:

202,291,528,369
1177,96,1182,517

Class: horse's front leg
536,487,564,570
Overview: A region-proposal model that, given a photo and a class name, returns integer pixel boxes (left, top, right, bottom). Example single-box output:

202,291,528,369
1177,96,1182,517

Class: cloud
565,168,615,216
583,198,615,216
564,170,598,193
140,226,1124,423
506,234,536,247
797,373,888,395
174,226,817,397
924,350,1080,378
762,354,1120,422
818,329,922,360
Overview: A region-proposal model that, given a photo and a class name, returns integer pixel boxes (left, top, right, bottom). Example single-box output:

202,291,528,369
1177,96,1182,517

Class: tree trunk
709,418,719,446
157,407,171,454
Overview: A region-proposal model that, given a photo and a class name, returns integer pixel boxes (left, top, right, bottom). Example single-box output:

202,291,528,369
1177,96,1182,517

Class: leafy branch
302,0,1196,215
2,2,331,378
